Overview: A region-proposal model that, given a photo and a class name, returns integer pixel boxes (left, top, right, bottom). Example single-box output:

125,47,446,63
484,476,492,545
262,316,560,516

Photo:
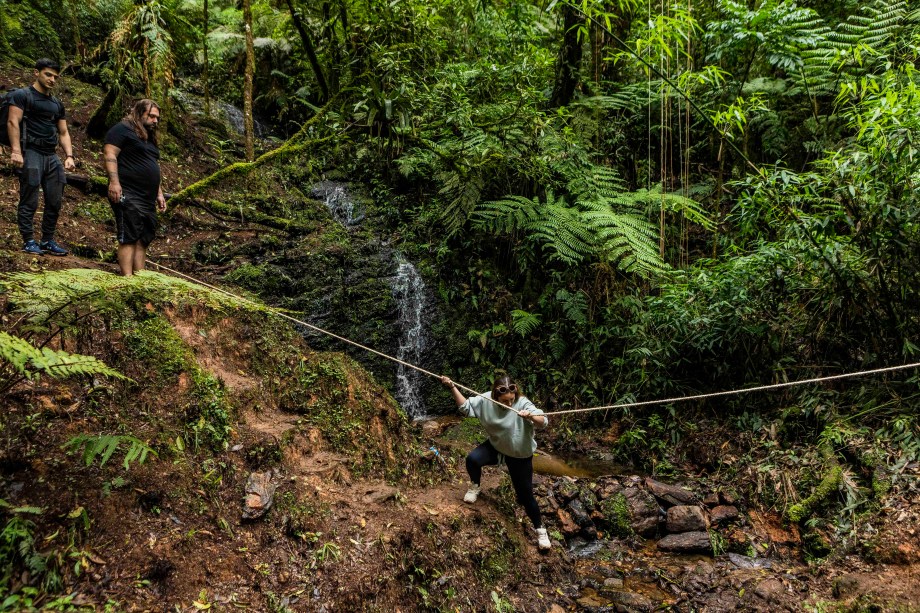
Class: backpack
0,88,62,149
0,87,33,148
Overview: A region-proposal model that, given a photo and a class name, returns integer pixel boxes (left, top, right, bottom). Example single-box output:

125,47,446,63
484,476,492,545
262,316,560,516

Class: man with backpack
4,59,75,256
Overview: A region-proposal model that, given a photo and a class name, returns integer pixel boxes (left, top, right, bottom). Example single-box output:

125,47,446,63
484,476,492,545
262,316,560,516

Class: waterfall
392,256,429,420
217,101,268,138
313,181,365,227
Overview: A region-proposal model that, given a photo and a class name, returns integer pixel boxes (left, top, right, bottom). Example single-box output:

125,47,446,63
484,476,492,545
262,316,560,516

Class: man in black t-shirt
6,58,76,256
103,99,166,276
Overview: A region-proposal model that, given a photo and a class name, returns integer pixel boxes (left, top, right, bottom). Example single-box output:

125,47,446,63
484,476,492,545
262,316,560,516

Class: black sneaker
23,239,44,255
39,240,68,256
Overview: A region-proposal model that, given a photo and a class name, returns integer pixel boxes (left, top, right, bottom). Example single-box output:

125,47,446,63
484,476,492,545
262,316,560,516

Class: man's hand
10,151,23,168
108,182,122,204
156,192,167,213
63,155,75,171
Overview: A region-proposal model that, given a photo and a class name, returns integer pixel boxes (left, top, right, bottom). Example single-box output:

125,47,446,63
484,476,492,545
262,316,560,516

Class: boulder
645,478,698,506
710,505,740,525
555,478,580,502
657,531,712,553
568,499,592,527
598,493,633,538
579,486,598,512
623,486,661,536
242,471,278,520
666,505,709,533
556,508,580,536
597,478,623,499
421,420,445,438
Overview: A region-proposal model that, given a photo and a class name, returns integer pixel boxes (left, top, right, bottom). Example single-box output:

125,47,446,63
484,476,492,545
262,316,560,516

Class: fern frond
530,197,596,265
555,289,589,325
582,204,668,276
510,310,542,336
437,168,485,236
569,164,627,202
0,331,126,383
547,333,568,361
63,434,157,470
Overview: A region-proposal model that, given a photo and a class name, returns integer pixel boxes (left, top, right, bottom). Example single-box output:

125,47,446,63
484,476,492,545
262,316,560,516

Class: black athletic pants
17,149,65,243
466,439,543,528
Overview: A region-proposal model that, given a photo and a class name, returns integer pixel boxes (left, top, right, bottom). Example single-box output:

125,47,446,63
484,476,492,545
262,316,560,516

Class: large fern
0,331,126,393
473,191,596,265
580,203,667,276
474,181,715,277
797,0,919,95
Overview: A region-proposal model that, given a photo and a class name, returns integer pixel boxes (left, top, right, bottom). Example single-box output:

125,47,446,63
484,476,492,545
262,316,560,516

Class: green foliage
0,331,125,393
62,434,156,471
124,316,193,379
1,269,261,330
509,310,541,336
186,372,234,452
474,187,692,278
0,2,63,64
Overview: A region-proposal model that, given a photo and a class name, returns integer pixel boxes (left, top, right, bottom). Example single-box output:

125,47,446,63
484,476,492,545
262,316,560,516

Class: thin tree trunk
64,0,85,58
203,0,210,117
243,0,255,161
549,4,584,108
287,0,330,102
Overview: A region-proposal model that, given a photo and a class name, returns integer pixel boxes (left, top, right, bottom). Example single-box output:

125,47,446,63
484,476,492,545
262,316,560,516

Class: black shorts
112,194,157,246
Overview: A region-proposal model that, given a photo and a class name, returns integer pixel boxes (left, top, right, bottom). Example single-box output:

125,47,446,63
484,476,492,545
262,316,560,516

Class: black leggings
466,440,542,529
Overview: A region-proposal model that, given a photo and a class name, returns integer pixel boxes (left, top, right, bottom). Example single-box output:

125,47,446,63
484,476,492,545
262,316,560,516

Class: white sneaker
463,484,481,503
536,527,551,551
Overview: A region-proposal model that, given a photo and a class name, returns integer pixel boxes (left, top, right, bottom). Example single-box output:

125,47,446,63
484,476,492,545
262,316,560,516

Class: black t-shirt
105,121,161,202
11,86,65,154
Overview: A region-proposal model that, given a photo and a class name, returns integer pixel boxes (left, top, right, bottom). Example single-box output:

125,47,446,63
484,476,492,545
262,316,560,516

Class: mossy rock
1,5,63,67
598,493,633,539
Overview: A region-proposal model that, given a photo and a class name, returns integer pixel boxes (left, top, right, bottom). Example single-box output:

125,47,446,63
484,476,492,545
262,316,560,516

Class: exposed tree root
786,441,843,523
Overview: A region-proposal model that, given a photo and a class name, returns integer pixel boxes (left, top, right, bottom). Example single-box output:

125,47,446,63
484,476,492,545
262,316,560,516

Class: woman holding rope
440,374,551,551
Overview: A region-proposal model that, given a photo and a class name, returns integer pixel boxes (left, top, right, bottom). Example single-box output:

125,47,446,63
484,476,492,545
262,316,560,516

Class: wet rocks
539,473,747,557
623,486,660,537
666,505,709,533
657,531,713,553
645,478,697,506
710,505,740,525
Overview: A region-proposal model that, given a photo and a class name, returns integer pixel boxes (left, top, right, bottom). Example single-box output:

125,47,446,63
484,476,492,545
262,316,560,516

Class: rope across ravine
147,259,920,418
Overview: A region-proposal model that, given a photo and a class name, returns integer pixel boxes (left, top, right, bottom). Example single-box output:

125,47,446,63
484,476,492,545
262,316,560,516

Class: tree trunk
87,88,119,139
203,0,210,117
286,0,329,102
549,4,584,108
242,0,255,161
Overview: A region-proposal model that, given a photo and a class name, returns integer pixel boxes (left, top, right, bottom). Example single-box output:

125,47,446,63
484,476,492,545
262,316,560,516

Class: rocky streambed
536,474,816,611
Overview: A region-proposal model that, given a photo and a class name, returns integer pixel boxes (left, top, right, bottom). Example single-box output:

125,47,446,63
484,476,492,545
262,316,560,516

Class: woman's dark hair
122,99,160,146
491,375,521,402
35,58,61,72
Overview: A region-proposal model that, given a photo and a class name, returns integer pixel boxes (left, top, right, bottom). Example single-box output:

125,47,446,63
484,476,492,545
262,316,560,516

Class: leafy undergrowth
0,269,572,611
